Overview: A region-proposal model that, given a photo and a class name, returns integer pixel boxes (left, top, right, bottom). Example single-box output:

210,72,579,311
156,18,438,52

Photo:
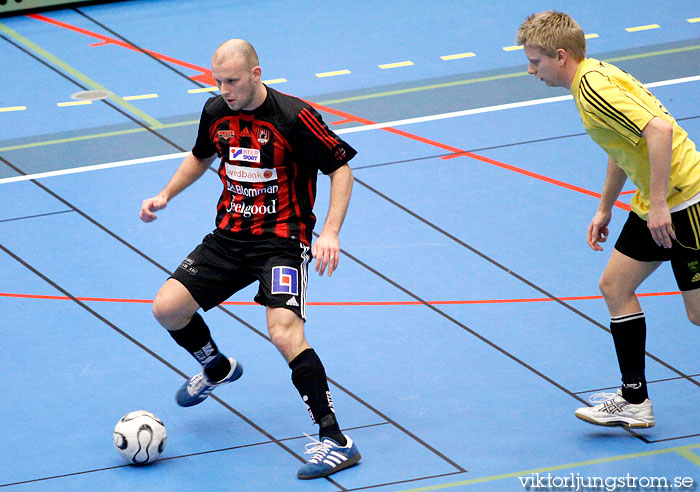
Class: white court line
338,74,700,135
336,95,575,134
2,74,698,186
0,152,187,185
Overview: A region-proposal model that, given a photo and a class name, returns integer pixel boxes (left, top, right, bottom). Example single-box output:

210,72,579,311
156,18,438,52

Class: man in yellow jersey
516,11,700,428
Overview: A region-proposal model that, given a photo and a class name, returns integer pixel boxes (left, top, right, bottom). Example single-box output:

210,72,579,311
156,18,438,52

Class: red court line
29,13,628,210
0,291,681,306
309,102,630,211
28,14,214,83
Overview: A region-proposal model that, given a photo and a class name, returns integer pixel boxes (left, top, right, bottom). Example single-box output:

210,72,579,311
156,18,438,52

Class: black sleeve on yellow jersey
578,71,654,145
291,105,357,175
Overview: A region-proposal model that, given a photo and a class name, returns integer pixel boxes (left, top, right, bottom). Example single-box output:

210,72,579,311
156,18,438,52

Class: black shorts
614,205,700,291
170,231,311,320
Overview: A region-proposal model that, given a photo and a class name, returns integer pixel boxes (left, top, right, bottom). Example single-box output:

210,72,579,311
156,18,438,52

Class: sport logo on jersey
218,130,235,141
225,164,277,182
271,266,298,295
229,147,261,163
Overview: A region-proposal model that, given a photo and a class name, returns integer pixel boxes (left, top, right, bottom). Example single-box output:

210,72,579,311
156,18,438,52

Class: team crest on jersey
257,128,270,145
218,130,235,141
271,266,298,295
229,147,261,163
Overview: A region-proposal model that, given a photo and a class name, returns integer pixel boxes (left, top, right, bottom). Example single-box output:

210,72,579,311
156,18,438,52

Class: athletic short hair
213,39,260,70
516,11,586,61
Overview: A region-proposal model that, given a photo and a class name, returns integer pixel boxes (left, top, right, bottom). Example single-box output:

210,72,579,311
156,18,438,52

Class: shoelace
302,433,334,462
187,373,212,395
588,392,618,404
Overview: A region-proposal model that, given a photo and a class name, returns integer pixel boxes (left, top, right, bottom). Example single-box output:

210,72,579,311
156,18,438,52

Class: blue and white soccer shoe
297,434,361,480
175,357,243,407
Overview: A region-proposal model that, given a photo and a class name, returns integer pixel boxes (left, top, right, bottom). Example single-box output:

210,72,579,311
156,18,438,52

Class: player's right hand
587,210,611,251
140,195,168,222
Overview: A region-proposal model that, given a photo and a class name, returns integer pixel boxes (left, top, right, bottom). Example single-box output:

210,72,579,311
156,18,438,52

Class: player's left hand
313,231,340,277
647,205,675,248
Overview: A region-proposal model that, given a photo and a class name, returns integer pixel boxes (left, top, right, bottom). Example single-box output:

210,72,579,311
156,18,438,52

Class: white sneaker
575,389,654,428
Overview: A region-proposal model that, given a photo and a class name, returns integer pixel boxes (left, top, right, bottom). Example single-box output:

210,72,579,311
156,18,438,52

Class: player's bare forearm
313,164,353,276
140,152,215,222
643,117,673,210
321,164,353,235
642,117,674,247
161,152,216,202
597,156,627,213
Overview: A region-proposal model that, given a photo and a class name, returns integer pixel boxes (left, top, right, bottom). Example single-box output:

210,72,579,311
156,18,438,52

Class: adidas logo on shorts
286,297,299,307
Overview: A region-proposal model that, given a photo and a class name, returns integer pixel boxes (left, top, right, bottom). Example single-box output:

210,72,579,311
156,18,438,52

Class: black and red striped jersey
191,86,356,246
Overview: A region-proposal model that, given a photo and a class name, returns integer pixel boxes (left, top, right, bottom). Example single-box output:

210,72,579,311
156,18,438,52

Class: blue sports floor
2,1,700,490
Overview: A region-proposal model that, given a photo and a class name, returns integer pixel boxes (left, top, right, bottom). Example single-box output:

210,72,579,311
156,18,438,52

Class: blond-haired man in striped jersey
517,11,700,428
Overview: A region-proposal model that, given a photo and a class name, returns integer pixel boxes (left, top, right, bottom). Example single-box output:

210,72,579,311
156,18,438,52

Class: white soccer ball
113,410,167,465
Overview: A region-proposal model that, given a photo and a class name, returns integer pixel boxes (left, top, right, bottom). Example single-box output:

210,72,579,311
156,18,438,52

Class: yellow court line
0,119,200,153
396,444,700,492
379,61,414,69
0,21,164,129
57,100,92,107
626,24,660,32
0,106,27,112
688,18,700,23
441,52,475,61
585,33,599,39
676,448,700,467
316,69,351,78
4,41,699,154
502,45,523,51
263,78,287,84
122,94,158,100
188,86,217,94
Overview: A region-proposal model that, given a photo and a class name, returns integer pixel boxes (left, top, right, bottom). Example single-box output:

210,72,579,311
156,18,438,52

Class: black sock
289,348,346,445
610,312,648,404
167,313,231,381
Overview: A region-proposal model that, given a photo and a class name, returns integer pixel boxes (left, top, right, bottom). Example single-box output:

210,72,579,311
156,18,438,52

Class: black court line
352,175,700,396
576,375,700,444
0,154,466,479
0,113,653,451
577,373,700,395
6,13,699,489
648,433,700,444
0,241,468,489
73,8,209,89
0,158,347,491
0,18,469,474
0,422,389,489
0,209,74,223
215,303,464,474
0,33,187,153
351,112,700,172
0,241,346,489
6,13,697,454
346,471,467,492
347,176,700,444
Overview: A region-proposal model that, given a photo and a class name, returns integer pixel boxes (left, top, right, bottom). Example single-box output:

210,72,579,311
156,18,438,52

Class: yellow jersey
570,57,700,219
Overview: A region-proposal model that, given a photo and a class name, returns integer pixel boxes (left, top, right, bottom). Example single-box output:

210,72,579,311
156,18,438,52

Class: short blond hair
516,11,586,61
